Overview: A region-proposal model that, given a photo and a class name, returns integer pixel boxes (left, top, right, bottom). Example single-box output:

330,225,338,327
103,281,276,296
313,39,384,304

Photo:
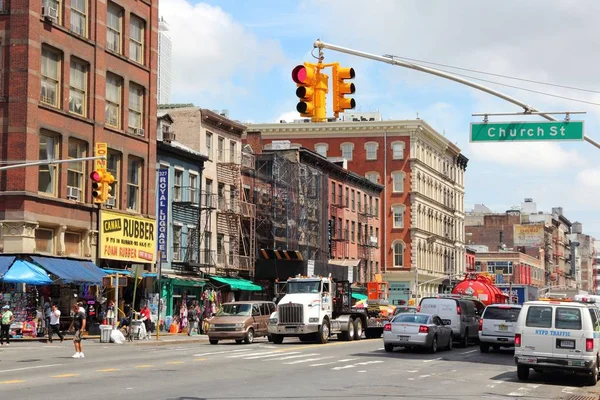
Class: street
1,337,599,400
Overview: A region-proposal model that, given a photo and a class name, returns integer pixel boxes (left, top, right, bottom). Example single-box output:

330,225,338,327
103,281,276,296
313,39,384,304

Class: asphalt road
1,336,600,400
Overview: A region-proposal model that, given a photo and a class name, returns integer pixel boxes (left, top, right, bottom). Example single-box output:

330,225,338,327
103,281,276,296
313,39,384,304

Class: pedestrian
140,303,151,339
68,303,86,358
187,301,197,336
1,305,14,346
106,300,115,327
43,299,52,336
48,303,64,343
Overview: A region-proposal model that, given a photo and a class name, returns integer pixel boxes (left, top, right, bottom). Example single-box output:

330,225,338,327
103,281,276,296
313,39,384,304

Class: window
38,133,59,194
345,187,349,208
331,182,336,204
205,179,213,207
393,241,404,267
392,171,405,193
555,307,582,330
218,137,224,161
70,0,87,37
107,150,120,207
338,184,342,206
64,232,81,256
189,173,198,204
365,142,378,160
230,141,236,163
341,143,353,160
365,172,379,183
392,204,405,228
127,157,142,211
351,190,355,211
525,306,552,328
67,139,86,202
345,219,349,240
129,15,145,64
173,169,183,201
35,228,54,254
107,3,123,54
217,233,224,260
590,309,600,332
43,0,61,23
172,225,182,261
357,191,361,211
315,143,328,157
218,183,225,209
69,59,87,116
483,306,520,322
206,132,213,159
392,141,405,160
128,83,144,133
41,47,61,107
351,221,355,242
105,74,122,128
375,198,379,217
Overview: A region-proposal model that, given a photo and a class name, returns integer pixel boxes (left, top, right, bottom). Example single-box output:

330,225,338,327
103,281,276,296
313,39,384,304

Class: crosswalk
192,345,386,371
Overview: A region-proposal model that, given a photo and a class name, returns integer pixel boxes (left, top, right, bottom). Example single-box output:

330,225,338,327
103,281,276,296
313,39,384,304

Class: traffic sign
470,121,584,142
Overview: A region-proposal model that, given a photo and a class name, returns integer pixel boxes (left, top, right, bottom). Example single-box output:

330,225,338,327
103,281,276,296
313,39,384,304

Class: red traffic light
292,65,308,84
90,170,102,182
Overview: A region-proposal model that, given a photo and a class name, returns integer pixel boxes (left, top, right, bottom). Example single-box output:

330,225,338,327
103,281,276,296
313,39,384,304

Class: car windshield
287,281,321,294
483,307,520,322
216,304,251,316
393,314,430,324
394,307,417,316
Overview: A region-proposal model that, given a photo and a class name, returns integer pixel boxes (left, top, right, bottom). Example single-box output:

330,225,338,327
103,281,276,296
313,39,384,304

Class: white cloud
276,111,299,123
160,0,286,103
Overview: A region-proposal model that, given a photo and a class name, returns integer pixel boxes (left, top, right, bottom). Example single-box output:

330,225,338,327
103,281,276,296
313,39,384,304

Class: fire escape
357,202,378,281
216,148,256,277
330,192,348,259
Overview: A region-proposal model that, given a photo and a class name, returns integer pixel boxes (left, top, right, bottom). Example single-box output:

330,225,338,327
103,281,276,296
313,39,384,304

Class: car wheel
430,336,438,354
384,343,394,352
479,342,490,353
517,365,529,381
447,335,453,351
353,318,363,341
209,339,219,345
244,328,254,344
460,330,469,348
588,363,599,386
316,319,329,344
272,334,284,344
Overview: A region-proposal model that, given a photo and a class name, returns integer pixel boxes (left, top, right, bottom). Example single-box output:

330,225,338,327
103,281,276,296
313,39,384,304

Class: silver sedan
383,312,453,353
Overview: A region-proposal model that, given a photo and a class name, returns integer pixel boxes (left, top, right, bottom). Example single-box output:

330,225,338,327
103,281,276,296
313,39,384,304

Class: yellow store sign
100,210,156,263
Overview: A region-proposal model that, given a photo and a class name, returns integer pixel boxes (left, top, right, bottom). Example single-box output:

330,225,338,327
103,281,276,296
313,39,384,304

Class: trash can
100,325,112,343
131,320,142,340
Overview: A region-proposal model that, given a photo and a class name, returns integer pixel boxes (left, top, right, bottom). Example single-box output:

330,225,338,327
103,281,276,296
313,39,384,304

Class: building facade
157,16,172,105
247,119,467,304
0,1,158,270
473,251,545,288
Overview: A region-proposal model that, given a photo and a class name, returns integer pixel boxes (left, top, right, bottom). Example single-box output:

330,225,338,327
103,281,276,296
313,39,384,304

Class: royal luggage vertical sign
157,169,169,262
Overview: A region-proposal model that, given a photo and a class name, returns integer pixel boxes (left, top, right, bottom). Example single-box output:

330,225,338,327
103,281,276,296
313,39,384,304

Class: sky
160,0,600,239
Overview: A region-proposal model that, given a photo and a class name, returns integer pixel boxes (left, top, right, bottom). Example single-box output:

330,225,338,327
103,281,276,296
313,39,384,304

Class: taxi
514,297,600,385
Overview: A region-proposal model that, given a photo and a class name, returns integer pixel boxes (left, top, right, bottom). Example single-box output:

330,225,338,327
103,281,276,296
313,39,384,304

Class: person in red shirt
140,304,151,337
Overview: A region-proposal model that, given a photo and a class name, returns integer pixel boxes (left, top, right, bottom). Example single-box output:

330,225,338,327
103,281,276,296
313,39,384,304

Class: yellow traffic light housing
332,64,356,117
292,62,328,122
103,171,115,203
90,169,106,204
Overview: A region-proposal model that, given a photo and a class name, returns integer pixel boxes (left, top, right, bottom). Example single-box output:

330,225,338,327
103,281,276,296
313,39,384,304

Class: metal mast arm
313,40,600,150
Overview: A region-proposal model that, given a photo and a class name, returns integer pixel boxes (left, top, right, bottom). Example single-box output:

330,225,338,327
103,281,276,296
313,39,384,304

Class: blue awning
1,260,52,285
31,256,107,284
102,268,132,276
143,272,157,278
0,256,16,276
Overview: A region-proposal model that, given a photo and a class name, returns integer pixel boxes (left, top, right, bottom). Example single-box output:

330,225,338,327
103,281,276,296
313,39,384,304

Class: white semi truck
268,275,370,344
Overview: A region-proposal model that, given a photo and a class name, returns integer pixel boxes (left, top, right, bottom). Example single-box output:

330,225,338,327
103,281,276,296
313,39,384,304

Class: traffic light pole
313,39,600,150
0,155,106,171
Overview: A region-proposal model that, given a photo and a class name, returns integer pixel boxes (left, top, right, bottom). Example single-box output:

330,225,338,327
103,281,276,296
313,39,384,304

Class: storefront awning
0,255,16,276
102,268,132,276
165,276,206,288
328,259,361,267
351,293,368,301
1,259,52,285
31,256,107,284
210,276,263,291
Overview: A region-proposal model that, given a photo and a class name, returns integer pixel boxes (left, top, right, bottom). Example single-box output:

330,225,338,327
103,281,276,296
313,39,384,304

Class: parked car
479,304,522,352
393,306,418,317
419,296,480,347
208,301,276,345
383,312,453,353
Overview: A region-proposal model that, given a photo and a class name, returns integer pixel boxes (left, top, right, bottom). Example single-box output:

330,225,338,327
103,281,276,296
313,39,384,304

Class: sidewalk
8,332,210,346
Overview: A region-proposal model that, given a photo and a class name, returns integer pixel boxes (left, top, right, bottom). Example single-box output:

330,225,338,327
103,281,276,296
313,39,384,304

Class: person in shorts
68,303,86,358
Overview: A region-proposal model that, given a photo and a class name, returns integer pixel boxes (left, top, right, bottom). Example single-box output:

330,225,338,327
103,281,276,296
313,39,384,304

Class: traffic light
292,62,328,122
332,64,356,117
103,171,115,203
90,168,106,203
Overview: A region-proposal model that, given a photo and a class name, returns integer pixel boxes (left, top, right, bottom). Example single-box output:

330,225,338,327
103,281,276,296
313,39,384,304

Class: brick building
473,251,545,288
247,117,468,305
0,1,158,271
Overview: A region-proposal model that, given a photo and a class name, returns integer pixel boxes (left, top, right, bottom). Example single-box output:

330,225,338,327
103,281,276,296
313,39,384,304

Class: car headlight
235,323,244,329
309,318,319,323
208,324,216,331
269,318,278,324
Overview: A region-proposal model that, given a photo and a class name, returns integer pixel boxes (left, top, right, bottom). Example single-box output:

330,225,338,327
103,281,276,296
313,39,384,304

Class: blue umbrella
1,259,52,285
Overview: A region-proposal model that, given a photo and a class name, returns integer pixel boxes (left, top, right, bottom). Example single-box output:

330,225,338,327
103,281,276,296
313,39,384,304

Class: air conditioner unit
138,128,145,137
67,186,80,201
106,197,116,207
42,6,58,22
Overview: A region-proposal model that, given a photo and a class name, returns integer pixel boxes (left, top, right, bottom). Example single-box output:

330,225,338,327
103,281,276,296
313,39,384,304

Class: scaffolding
357,202,378,281
254,151,326,263
216,149,256,277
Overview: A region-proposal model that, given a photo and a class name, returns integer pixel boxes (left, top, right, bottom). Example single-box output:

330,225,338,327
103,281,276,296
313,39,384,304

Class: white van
419,296,481,347
479,304,522,352
514,299,600,385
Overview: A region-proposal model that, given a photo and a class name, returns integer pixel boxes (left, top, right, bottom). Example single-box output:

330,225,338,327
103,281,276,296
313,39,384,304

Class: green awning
169,277,206,288
210,276,263,291
352,293,368,301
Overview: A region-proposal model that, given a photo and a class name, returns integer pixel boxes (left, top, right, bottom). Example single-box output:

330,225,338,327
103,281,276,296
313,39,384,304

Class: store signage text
100,210,157,263
157,169,169,262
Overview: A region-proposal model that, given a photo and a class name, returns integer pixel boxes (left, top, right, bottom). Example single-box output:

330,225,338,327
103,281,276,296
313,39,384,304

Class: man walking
48,303,64,343
68,303,86,358
1,305,14,346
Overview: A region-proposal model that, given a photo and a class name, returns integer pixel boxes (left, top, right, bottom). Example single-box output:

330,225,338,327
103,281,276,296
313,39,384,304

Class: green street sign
470,121,584,142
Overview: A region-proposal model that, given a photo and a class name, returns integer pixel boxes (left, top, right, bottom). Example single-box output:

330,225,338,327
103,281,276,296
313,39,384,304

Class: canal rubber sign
100,210,156,263
470,121,584,142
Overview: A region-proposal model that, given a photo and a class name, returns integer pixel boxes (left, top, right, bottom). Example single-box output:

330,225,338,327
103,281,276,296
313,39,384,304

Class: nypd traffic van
514,298,600,385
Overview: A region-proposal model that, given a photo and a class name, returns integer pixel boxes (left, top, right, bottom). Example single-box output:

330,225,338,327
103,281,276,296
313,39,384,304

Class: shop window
64,232,81,256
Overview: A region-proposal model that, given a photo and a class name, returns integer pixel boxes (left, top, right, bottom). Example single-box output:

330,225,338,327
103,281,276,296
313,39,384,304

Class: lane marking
337,358,358,362
358,370,367,373
97,368,120,372
227,351,281,358
507,387,530,397
356,360,384,366
407,370,419,373
562,387,576,394
310,361,337,367
0,364,62,373
245,351,299,359
284,356,332,365
193,348,253,357
423,357,442,363
332,364,355,370
267,353,320,361
460,349,477,354
51,374,79,378
193,358,206,362
418,374,431,379
0,380,25,385
134,365,154,369
166,361,184,365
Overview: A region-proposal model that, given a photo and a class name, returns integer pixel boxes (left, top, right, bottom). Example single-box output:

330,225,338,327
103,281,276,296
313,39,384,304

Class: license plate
498,324,508,331
285,326,297,331
558,340,575,349
518,357,537,364
397,335,409,341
